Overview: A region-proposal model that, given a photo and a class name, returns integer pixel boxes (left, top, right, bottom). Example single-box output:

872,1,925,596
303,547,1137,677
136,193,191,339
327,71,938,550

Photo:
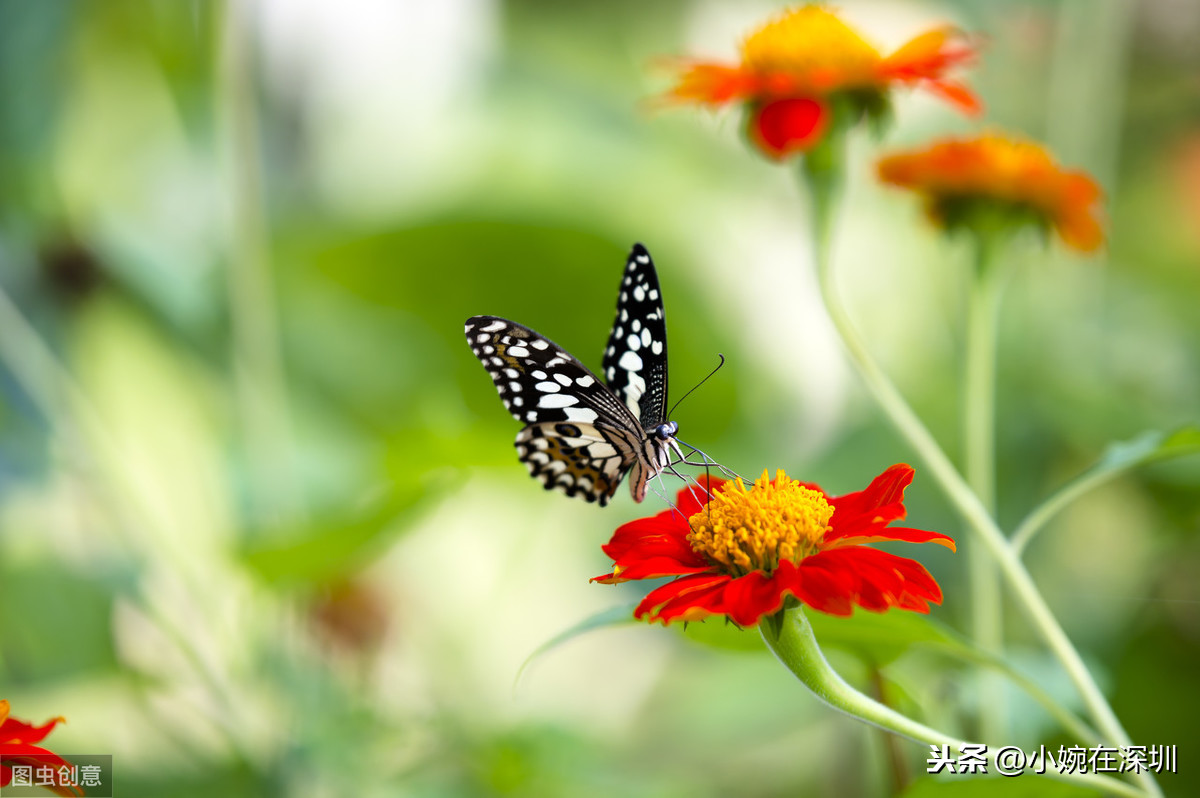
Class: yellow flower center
740,6,881,86
687,469,833,576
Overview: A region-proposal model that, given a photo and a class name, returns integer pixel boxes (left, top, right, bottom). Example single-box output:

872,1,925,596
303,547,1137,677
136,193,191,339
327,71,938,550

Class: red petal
925,79,983,115
636,574,732,624
748,98,828,160
798,548,943,615
720,569,792,627
826,525,956,552
0,744,81,797
0,714,63,746
826,464,913,539
793,559,855,616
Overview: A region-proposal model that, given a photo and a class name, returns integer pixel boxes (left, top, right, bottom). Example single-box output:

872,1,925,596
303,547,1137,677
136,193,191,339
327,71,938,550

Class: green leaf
806,608,956,666
1013,425,1200,553
1095,426,1200,470
680,616,766,652
515,603,637,688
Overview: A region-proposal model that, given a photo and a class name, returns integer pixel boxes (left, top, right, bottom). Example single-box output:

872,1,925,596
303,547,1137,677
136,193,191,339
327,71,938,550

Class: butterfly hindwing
602,243,669,429
515,422,626,503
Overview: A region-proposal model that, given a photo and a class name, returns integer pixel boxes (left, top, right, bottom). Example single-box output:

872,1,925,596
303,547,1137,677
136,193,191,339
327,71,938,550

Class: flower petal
747,97,829,159
0,711,64,746
798,548,943,615
664,61,764,105
824,463,914,541
826,525,956,551
635,573,732,624
719,568,793,627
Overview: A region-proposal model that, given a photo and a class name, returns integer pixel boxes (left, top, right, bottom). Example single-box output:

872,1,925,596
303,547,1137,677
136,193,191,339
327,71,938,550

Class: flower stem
802,169,1162,798
217,0,299,523
964,234,1004,741
760,609,1148,798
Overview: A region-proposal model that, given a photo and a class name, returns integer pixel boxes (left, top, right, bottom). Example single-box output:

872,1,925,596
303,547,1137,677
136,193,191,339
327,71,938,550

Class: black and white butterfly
465,243,682,506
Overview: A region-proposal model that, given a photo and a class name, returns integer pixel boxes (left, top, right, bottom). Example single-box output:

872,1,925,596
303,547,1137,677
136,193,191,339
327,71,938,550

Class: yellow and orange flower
664,5,980,159
1,700,81,797
877,133,1105,252
593,466,954,626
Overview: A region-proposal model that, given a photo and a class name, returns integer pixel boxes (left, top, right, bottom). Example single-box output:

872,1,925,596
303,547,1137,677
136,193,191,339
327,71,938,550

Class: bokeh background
1,1,1197,796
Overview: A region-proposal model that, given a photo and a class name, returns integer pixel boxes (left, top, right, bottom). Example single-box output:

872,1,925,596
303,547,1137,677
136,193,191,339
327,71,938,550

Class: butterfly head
654,421,679,441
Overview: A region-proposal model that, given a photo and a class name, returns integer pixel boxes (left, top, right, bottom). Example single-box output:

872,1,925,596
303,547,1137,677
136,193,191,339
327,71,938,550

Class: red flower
1,700,81,797
593,466,954,626
662,6,980,159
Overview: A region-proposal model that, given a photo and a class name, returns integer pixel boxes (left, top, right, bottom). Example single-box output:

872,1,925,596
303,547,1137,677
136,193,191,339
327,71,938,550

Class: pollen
687,469,833,576
740,6,881,88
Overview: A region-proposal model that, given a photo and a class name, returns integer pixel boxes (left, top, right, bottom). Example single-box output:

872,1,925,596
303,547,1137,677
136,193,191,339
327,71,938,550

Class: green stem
802,170,1162,798
964,236,1004,741
217,0,298,523
760,609,1147,798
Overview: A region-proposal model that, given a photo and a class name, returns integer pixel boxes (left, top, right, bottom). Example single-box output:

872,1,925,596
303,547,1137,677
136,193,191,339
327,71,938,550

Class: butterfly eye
655,421,678,441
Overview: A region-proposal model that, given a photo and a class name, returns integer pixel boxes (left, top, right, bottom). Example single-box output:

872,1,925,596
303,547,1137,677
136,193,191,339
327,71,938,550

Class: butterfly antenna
666,354,725,420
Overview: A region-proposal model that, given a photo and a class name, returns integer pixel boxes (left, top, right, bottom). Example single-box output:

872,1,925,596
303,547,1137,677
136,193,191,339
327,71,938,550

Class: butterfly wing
465,315,646,505
601,243,669,430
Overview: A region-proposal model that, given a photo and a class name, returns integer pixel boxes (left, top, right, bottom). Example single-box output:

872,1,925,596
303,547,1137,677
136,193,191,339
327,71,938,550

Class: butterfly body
465,244,676,506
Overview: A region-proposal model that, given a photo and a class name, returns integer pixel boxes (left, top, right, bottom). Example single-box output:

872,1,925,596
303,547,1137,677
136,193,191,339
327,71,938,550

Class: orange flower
593,466,954,626
877,133,1105,252
0,700,81,797
664,5,980,159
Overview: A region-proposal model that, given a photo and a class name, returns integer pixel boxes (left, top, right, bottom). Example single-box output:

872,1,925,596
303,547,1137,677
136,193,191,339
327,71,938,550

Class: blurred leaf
680,616,766,653
238,471,452,587
807,609,957,667
1096,426,1200,470
515,603,636,687
901,775,1101,797
1014,425,1200,552
0,560,119,684
810,610,1101,745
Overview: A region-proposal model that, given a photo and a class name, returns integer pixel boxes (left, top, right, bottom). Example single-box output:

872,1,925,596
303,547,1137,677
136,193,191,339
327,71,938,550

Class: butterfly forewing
601,243,669,429
465,315,644,505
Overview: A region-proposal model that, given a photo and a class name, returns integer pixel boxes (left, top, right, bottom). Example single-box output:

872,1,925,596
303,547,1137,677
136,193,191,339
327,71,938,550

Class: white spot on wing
482,320,506,332
618,350,643,372
538,393,579,408
535,381,561,393
626,334,641,351
530,339,550,350
507,346,529,358
651,341,663,355
553,372,572,386
563,406,598,423
575,375,594,387
641,328,652,347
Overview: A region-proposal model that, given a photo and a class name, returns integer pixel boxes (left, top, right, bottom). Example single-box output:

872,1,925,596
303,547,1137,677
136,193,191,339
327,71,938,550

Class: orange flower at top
877,133,1105,252
665,5,980,159
593,466,954,626
1,700,81,797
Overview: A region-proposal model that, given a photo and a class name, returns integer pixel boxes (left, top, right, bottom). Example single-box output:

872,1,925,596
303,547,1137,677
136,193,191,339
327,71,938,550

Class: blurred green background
1,1,1197,796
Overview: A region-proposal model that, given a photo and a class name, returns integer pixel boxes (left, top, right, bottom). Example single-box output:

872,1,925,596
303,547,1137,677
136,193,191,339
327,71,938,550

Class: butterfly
465,243,680,507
